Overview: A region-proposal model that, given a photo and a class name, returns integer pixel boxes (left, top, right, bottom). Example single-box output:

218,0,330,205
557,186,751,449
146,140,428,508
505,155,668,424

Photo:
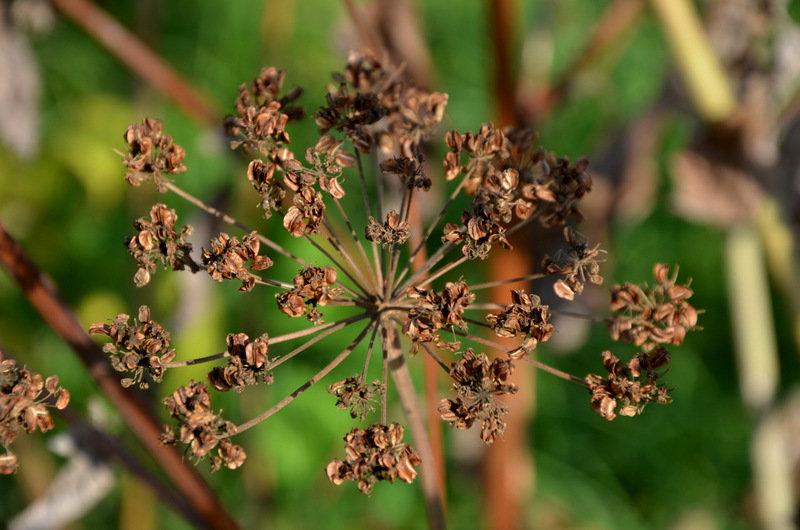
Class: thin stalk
355,150,385,292
549,308,608,323
415,255,467,289
385,185,415,298
393,175,468,290
361,325,380,383
469,273,545,291
165,352,226,368
332,197,380,290
379,313,446,530
465,303,505,311
303,233,371,300
271,314,368,369
236,320,375,433
521,357,589,387
393,241,455,297
321,219,378,294
267,313,370,346
420,343,452,374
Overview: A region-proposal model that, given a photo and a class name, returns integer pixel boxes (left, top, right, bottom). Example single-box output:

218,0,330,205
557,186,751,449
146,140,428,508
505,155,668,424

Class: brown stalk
0,223,238,530
50,0,219,126
379,312,446,530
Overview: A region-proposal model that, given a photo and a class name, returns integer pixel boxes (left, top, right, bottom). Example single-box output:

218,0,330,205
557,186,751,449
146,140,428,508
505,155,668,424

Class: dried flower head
122,118,186,191
326,422,421,495
126,203,199,287
89,305,175,389
1,352,69,474
160,381,245,471
608,263,699,351
585,348,672,421
101,50,699,504
438,349,518,444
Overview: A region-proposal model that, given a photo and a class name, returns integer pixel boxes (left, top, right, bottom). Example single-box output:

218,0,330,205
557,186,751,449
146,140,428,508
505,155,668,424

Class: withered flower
486,289,554,359
438,349,518,444
365,211,410,247
326,423,421,495
276,266,342,323
208,333,273,392
89,305,175,389
160,381,245,471
122,118,186,191
585,349,672,421
126,203,198,287
202,231,272,292
1,352,70,474
541,226,604,300
403,281,475,349
329,376,384,421
608,263,699,351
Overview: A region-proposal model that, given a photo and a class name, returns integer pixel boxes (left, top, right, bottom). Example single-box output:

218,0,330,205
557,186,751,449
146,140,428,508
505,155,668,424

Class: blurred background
2,0,800,528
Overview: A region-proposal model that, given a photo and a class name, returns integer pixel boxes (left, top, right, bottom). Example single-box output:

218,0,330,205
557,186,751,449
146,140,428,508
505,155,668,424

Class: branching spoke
165,352,226,368
303,233,371,299
321,219,377,293
236,319,376,433
464,302,505,311
415,255,467,289
332,197,380,289
521,357,590,387
550,308,609,323
469,273,546,291
271,314,367,369
420,343,452,374
165,182,309,267
267,313,370,346
361,324,380,383
393,241,456,297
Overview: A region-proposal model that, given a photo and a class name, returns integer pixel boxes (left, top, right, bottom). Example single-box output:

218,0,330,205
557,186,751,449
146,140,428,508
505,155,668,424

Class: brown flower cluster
365,211,410,247
209,333,273,392
276,266,342,324
122,118,186,191
160,381,245,472
486,289,554,359
1,353,69,474
442,123,592,259
89,305,175,389
225,66,304,153
316,49,447,156
585,349,672,421
608,263,698,351
438,349,517,444
201,231,273,292
329,376,384,421
326,423,421,495
126,203,198,287
403,281,475,350
380,154,431,191
541,226,604,300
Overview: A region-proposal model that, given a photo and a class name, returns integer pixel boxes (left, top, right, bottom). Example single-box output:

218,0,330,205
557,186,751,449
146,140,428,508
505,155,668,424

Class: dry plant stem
522,357,589,387
55,405,201,528
303,233,371,299
50,0,219,126
394,176,468,290
270,314,371,369
331,197,380,290
268,313,371,347
416,256,468,289
393,241,455,297
165,352,226,368
549,308,608,323
419,343,452,374
469,273,544,291
0,223,238,530
379,313,445,530
354,151,385,290
360,325,380,383
236,320,375,433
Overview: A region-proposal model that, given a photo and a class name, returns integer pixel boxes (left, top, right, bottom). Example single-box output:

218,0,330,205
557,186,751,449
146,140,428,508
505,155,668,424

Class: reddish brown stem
50,0,220,126
0,223,238,530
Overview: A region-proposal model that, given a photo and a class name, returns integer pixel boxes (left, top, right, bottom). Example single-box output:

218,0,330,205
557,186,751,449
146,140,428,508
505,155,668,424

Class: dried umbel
0,352,69,474
96,50,699,499
89,305,175,389
326,423,421,495
160,381,245,472
122,117,186,191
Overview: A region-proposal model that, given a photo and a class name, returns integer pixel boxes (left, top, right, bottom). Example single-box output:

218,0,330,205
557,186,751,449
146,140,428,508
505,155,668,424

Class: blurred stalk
754,199,800,355
649,0,735,122
725,223,778,412
49,0,219,126
484,2,535,530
